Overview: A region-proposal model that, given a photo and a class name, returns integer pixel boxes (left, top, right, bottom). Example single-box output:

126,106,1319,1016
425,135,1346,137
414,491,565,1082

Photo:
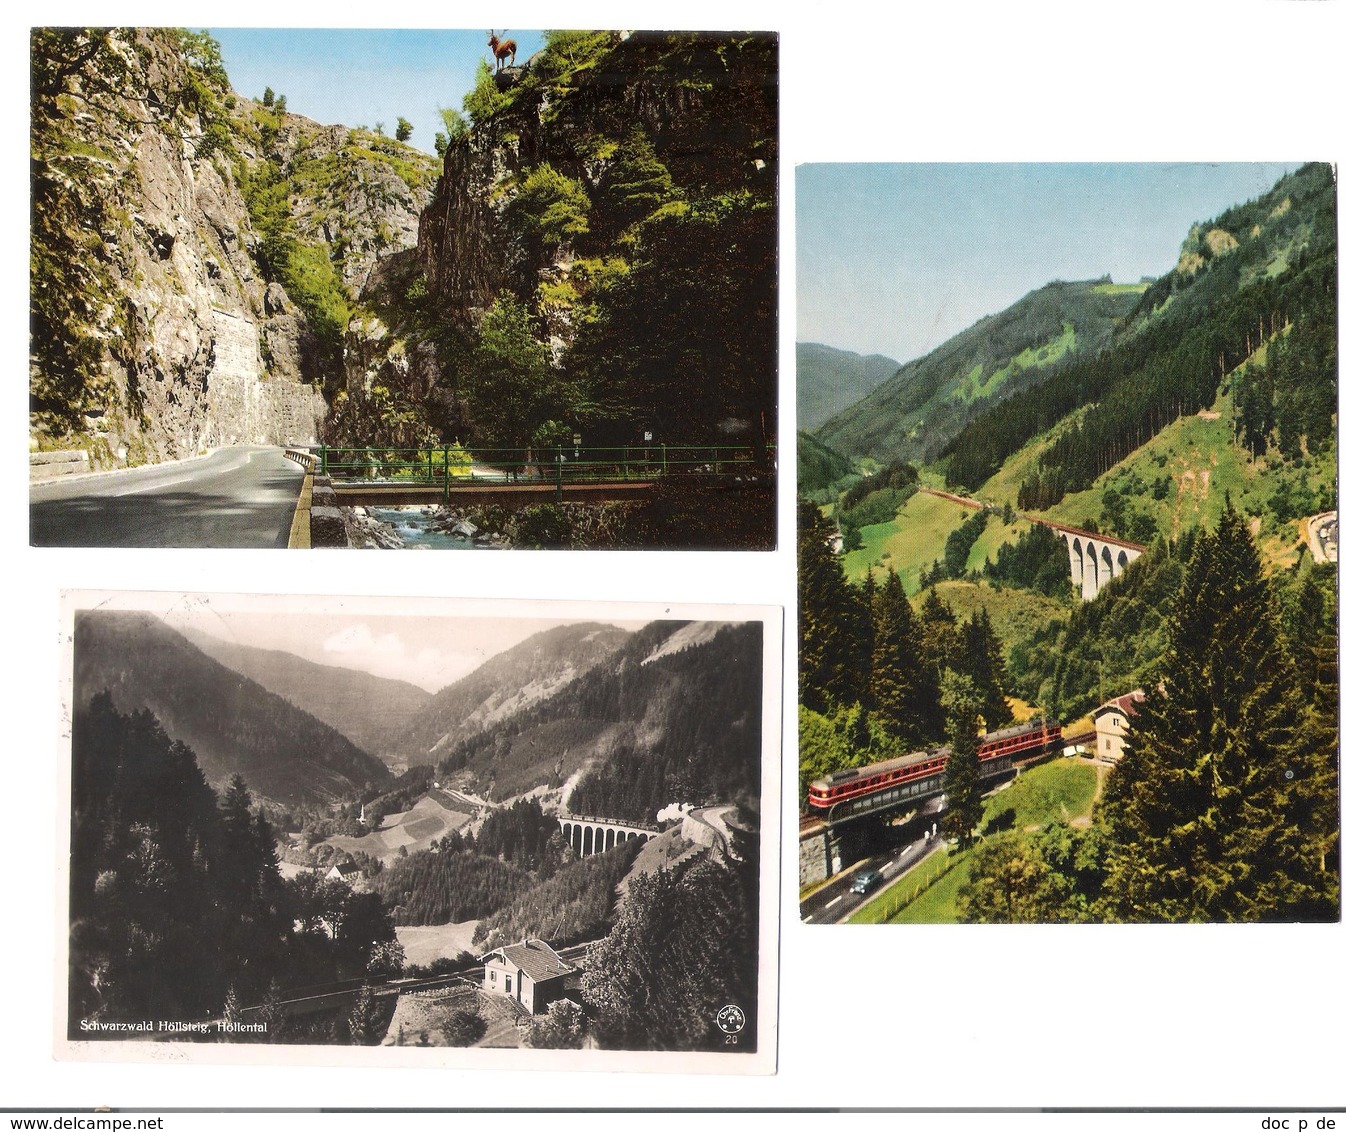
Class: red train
807,719,1062,812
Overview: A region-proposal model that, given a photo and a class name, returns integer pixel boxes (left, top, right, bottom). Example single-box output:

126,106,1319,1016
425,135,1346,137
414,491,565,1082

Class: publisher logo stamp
716,1003,746,1035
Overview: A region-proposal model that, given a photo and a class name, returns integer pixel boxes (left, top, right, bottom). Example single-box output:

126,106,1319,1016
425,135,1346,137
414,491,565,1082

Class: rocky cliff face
332,31,778,451
417,31,778,345
30,28,435,467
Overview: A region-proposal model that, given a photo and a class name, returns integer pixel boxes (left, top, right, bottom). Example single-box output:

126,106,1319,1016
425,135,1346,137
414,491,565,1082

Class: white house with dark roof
1092,689,1146,763
479,938,576,1015
325,860,361,884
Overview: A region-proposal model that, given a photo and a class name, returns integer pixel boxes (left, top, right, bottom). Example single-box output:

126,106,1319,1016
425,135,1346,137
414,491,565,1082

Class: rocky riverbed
356,505,512,550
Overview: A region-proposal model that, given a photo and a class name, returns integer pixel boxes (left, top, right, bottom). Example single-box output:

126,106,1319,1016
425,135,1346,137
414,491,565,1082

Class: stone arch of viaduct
559,815,659,859
1040,522,1145,601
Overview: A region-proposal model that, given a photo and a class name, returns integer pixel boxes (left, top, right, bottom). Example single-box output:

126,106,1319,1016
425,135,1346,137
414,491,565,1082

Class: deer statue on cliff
488,31,517,72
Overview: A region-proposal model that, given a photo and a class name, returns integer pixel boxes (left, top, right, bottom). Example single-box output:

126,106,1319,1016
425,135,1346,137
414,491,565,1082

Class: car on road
850,868,884,894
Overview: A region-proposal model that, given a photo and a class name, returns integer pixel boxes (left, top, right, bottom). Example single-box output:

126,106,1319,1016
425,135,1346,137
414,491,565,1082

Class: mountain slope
816,279,1142,464
73,611,392,805
178,630,432,767
797,343,898,432
389,623,632,767
436,621,763,820
29,28,436,463
942,163,1337,506
798,430,856,496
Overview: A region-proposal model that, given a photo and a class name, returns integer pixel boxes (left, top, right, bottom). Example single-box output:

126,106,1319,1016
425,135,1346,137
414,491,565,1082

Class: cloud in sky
319,622,488,691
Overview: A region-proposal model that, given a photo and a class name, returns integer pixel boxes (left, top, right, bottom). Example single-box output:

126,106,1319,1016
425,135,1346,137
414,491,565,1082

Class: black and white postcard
59,592,780,1072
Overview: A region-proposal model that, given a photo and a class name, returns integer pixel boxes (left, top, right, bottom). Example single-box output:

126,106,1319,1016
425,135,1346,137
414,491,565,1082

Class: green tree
395,116,413,142
958,835,1073,922
463,59,506,124
868,569,941,748
262,85,274,107
598,128,678,237
465,292,558,449
1098,502,1338,922
798,502,868,713
954,607,1012,731
523,998,587,1048
940,672,984,850
512,163,591,247
438,105,467,142
919,590,960,675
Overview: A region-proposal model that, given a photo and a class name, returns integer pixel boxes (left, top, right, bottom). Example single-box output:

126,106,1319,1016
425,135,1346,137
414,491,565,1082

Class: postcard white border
55,591,782,1075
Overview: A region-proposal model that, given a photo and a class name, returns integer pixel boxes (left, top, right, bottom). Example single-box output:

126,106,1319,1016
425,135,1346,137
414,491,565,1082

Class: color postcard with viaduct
57,592,781,1071
798,162,1339,926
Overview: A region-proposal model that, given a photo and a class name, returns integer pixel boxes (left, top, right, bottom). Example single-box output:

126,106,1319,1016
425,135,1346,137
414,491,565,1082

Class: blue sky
208,28,547,156
797,163,1303,363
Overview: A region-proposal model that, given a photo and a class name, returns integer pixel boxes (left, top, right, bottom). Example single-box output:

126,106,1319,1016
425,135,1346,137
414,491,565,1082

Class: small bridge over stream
306,444,772,508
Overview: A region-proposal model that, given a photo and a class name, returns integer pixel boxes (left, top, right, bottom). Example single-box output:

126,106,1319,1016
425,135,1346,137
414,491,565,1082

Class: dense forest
798,501,1013,805
436,622,764,820
940,164,1336,507
368,841,532,927
581,849,759,1051
817,280,1141,465
69,696,400,1035
965,506,1340,923
472,840,641,952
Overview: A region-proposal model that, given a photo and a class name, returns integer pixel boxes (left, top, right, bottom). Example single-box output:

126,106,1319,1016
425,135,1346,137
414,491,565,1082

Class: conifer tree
940,672,984,850
919,590,959,675
1098,502,1338,921
869,569,941,747
956,608,1012,731
798,502,868,713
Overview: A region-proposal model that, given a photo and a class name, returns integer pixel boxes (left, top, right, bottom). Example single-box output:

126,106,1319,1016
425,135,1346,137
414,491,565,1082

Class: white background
6,0,1345,1112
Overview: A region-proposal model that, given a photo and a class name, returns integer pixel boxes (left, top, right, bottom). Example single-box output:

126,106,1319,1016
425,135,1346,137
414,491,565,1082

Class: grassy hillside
817,279,1141,465
1040,365,1336,568
841,489,1031,593
929,579,1073,658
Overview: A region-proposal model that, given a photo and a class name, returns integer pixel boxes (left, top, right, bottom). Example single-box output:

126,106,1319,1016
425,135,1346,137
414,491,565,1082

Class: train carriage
807,719,1061,812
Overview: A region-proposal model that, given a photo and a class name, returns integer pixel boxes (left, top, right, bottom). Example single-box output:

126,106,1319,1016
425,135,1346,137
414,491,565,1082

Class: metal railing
315,444,773,492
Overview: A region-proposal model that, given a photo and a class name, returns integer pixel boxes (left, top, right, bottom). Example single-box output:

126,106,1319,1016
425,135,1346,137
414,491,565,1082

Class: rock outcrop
29,28,435,468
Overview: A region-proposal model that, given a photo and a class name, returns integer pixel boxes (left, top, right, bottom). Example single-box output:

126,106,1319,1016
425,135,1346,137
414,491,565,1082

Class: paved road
801,835,942,925
30,446,305,548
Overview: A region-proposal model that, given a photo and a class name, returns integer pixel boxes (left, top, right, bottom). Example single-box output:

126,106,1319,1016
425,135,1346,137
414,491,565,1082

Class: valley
67,602,767,1051
30,29,779,550
798,163,1339,924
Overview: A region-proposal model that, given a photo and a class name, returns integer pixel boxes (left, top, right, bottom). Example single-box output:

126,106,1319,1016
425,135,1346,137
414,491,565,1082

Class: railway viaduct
1035,519,1145,601
559,813,659,858
916,487,1144,601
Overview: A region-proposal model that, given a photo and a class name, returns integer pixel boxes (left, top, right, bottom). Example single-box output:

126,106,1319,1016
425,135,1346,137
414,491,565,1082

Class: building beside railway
480,938,576,1015
1092,689,1145,763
